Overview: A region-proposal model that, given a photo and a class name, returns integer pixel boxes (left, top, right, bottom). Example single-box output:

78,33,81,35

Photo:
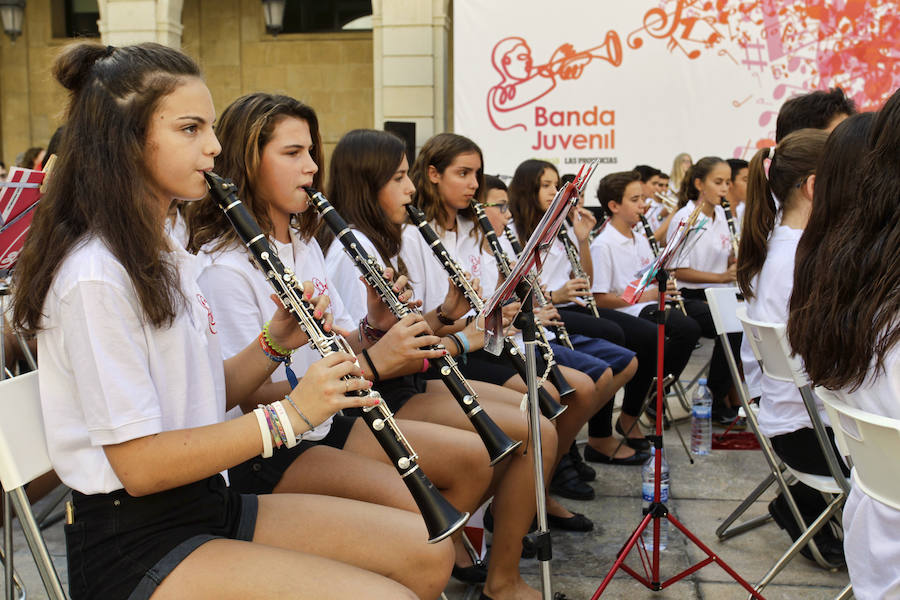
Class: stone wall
0,0,374,167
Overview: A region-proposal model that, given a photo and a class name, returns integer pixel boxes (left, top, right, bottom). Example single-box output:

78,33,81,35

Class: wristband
272,400,298,448
436,305,456,326
261,404,284,449
361,348,380,383
421,358,430,373
360,316,386,343
447,334,464,356
284,395,316,433
453,331,471,354
253,408,273,458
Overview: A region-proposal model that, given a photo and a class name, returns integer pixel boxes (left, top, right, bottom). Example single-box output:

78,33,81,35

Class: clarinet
502,225,577,351
308,189,521,465
719,197,740,257
588,214,610,243
464,199,575,403
406,204,568,419
204,172,468,543
556,227,601,318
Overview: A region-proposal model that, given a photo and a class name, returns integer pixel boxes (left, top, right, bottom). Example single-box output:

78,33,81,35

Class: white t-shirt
37,237,226,494
400,215,497,314
835,342,900,600
734,201,745,236
324,229,398,325
164,209,189,250
667,201,732,289
589,223,655,317
739,225,828,437
197,230,354,440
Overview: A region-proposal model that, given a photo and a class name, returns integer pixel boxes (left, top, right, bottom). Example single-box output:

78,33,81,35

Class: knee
625,357,638,380
538,418,559,460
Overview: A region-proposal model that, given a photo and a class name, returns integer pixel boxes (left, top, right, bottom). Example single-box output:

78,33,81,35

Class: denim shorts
66,475,257,600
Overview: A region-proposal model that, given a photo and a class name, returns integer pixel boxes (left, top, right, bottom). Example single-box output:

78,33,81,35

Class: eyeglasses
484,202,509,214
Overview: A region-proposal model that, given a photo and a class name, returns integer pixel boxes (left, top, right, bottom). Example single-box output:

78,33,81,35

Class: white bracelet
253,407,274,458
272,400,299,448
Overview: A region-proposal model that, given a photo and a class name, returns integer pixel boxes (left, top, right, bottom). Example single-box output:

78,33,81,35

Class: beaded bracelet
359,316,386,343
435,305,456,326
258,333,290,364
262,321,294,356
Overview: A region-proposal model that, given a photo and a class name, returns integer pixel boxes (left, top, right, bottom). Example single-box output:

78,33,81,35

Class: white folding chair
704,287,792,541
737,310,850,595
0,372,67,600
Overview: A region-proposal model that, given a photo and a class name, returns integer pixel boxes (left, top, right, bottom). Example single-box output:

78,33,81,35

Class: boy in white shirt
592,171,701,402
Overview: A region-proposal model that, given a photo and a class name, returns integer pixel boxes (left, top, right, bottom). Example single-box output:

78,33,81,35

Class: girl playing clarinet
11,42,448,599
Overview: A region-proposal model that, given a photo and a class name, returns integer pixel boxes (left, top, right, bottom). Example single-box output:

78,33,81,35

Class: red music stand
0,166,45,277
591,218,765,599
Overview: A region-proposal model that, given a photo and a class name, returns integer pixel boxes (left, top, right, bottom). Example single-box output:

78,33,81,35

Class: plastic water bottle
691,378,712,456
641,447,669,551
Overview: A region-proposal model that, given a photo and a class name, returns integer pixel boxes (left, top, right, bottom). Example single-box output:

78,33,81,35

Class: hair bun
53,42,110,93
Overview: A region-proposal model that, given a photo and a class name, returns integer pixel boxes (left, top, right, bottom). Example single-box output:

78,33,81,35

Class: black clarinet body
719,197,740,257
308,189,521,466
204,172,468,542
638,214,661,257
556,227,601,318
502,225,577,352
406,204,567,420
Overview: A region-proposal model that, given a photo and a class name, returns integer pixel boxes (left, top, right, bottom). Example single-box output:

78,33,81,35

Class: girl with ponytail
736,125,850,566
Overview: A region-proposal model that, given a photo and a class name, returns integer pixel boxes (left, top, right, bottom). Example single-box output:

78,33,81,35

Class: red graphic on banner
487,33,623,131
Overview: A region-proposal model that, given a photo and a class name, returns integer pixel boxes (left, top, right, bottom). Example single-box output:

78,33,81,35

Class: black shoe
583,444,650,465
568,442,596,482
615,419,651,451
712,404,740,426
768,496,845,567
452,562,488,584
549,455,595,500
547,511,594,532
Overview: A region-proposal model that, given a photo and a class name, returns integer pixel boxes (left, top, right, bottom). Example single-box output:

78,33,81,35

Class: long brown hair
316,128,408,275
508,159,557,243
12,42,201,333
788,103,896,390
736,129,828,298
186,93,323,253
410,133,483,234
676,156,726,208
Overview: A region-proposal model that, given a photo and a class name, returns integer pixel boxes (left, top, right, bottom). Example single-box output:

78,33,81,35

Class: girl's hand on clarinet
362,267,416,331
367,314,445,376
285,352,376,432
534,303,564,327
267,287,332,350
440,273,479,322
552,277,591,304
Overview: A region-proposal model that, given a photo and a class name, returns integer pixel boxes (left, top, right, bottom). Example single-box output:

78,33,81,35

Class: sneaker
712,404,740,426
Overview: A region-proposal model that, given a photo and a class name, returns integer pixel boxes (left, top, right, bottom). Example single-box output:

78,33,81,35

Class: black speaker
384,121,416,168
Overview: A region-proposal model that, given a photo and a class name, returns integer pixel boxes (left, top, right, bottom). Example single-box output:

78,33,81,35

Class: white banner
453,0,897,197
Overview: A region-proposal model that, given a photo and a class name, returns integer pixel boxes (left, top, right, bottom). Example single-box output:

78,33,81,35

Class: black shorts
228,413,357,495
372,372,428,414
66,475,256,600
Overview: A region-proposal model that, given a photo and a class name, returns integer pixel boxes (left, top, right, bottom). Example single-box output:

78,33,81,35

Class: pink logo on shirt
468,255,481,277
640,256,651,267
720,234,731,251
312,277,328,296
196,293,217,334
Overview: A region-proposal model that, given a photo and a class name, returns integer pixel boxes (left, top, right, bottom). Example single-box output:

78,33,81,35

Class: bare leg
398,381,557,600
153,494,453,599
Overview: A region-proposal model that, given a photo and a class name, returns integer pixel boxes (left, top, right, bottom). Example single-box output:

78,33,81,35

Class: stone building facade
0,0,451,169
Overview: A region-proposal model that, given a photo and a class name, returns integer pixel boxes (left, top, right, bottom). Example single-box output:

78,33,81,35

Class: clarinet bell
469,409,522,466
404,467,470,543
